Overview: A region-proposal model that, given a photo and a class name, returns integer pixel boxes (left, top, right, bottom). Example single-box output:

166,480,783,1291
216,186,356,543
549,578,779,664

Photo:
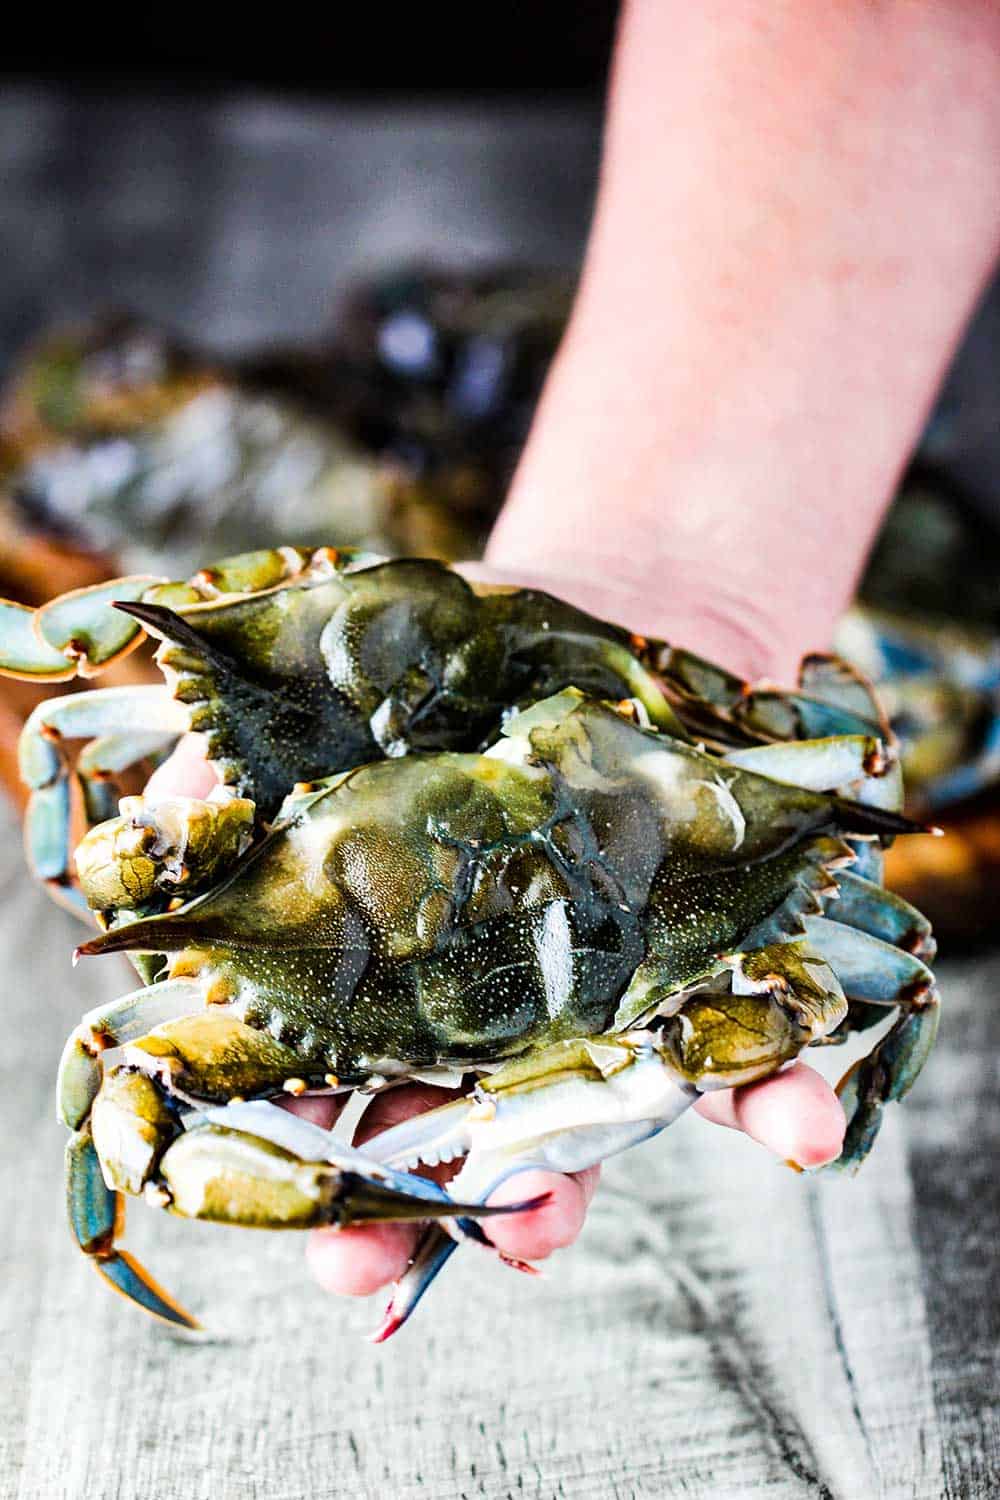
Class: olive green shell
138,557,675,818
85,697,908,1087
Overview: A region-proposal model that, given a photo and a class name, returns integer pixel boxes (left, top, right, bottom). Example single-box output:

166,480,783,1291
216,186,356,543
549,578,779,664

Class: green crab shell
79,696,914,1086
131,555,682,819
1,547,695,906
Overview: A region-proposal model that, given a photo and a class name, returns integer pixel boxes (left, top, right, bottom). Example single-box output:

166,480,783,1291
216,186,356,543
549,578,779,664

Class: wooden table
0,86,997,1500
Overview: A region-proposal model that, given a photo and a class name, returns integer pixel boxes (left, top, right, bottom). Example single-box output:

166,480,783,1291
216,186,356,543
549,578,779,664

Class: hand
299,1064,844,1300
141,566,848,1303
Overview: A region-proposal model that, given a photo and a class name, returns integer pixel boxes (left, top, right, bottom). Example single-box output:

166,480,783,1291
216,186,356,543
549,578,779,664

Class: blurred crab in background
0,316,430,574
0,269,570,584
838,472,1000,938
0,548,939,1336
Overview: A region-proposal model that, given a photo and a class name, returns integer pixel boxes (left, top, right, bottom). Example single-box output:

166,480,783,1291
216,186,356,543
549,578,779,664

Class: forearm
488,0,1000,678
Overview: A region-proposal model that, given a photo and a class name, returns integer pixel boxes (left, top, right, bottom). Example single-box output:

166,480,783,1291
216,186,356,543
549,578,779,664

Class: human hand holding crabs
143,592,849,1300
145,0,1000,1301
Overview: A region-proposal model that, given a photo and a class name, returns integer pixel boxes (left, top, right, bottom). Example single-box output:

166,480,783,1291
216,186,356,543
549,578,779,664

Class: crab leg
720,731,917,898
724,735,888,792
0,600,78,681
800,914,936,1003
66,1125,202,1331
585,642,688,736
796,653,891,731
19,686,188,886
790,913,940,1169
739,691,884,744
34,577,161,671
77,730,181,783
835,998,940,1170
723,733,905,813
820,870,935,958
57,977,205,1129
658,646,888,749
74,731,183,849
0,575,161,682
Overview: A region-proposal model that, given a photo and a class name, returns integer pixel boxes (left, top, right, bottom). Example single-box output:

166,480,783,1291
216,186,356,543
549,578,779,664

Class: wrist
480,530,801,684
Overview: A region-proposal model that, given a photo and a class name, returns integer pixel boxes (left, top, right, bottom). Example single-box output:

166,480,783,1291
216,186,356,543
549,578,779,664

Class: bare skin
151,0,1000,1296
489,0,1000,681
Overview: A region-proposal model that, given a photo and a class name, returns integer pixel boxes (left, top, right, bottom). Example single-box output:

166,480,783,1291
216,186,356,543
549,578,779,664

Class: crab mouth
353,1093,481,1174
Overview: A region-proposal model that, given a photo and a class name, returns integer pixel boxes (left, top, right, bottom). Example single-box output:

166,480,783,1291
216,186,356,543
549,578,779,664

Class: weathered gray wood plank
908,951,1000,1500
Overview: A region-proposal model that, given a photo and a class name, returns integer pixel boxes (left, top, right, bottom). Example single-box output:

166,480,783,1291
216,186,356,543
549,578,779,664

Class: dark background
2,7,620,95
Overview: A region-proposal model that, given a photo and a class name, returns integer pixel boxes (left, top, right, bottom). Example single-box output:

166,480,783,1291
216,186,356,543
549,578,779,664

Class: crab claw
181,1101,549,1228
369,1226,459,1344
66,1088,551,1334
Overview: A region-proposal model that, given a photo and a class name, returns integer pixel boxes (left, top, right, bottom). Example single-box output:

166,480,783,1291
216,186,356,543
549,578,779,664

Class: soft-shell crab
0,546,898,901
0,546,690,907
0,549,939,1338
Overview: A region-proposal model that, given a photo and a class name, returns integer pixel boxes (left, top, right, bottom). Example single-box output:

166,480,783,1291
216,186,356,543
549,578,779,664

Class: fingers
144,733,218,801
307,1222,422,1298
483,1166,600,1261
693,1061,846,1167
295,1083,601,1296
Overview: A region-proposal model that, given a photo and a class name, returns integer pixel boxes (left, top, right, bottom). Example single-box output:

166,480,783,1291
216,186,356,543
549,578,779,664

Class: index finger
143,732,217,800
694,1062,846,1168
